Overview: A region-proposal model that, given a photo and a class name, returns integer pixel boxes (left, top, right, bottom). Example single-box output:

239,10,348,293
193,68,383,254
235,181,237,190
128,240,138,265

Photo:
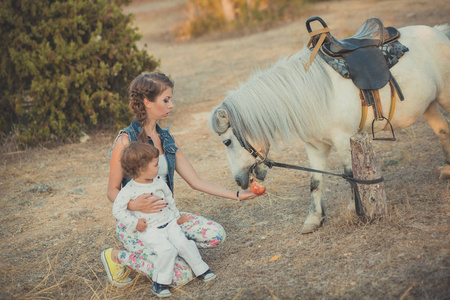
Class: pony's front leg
333,136,357,212
301,142,331,234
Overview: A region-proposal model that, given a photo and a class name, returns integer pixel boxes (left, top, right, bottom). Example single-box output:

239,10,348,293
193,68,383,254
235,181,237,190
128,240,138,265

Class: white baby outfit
113,177,209,284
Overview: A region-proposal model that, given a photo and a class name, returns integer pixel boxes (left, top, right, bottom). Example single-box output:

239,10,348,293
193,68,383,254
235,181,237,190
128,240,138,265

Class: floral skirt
116,212,225,286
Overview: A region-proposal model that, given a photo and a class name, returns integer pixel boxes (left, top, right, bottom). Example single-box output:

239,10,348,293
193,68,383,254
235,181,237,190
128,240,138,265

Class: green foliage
0,0,159,147
176,0,316,39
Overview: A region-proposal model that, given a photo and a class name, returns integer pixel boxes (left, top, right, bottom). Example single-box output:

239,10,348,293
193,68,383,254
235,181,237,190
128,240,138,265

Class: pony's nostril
235,179,242,187
256,169,267,181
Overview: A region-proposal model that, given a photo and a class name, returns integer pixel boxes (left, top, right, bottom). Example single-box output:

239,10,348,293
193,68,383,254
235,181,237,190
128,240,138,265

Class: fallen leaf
270,254,281,262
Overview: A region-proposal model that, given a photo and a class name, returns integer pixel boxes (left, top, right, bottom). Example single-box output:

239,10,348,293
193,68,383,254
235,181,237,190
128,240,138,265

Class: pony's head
208,107,268,189
208,47,333,189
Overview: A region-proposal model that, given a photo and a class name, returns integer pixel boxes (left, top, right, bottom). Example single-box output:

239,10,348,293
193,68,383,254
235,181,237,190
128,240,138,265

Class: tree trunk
350,132,388,219
247,0,253,23
221,0,235,22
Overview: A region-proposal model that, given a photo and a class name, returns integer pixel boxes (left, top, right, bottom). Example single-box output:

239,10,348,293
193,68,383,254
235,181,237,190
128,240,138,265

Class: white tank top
157,154,169,184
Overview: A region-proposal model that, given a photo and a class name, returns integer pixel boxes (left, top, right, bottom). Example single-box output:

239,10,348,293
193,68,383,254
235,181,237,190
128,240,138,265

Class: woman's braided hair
128,73,174,142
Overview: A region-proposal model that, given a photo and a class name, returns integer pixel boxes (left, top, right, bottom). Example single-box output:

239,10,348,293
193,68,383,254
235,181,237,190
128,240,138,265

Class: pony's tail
434,24,450,40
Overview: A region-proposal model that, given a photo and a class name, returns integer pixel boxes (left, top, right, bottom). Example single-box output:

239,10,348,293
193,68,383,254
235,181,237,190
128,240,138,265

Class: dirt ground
1,0,449,299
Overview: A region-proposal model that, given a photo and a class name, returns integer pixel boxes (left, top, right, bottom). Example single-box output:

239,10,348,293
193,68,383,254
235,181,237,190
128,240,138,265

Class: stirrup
372,117,396,141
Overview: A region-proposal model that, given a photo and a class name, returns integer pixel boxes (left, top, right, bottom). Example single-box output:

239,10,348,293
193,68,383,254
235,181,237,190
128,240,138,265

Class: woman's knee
180,213,227,248
215,223,226,246
206,222,226,248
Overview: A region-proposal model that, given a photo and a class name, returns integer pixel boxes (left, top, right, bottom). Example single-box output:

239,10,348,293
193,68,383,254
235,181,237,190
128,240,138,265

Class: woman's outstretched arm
175,147,257,200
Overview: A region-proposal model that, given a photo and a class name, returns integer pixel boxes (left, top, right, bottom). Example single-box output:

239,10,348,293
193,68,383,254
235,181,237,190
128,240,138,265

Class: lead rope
263,159,384,216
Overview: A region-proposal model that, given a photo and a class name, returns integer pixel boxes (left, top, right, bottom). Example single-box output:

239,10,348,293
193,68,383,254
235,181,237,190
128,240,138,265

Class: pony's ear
217,109,229,127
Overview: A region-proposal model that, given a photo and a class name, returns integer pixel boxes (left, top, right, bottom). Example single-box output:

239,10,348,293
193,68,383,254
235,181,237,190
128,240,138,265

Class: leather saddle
304,17,408,140
306,17,402,91
321,18,399,55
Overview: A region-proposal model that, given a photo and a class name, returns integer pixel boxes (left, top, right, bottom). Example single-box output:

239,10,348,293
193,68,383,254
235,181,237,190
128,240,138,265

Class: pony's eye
223,139,231,147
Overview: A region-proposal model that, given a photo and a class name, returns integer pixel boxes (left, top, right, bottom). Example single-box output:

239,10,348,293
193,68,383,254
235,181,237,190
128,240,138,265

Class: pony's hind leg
302,142,332,234
423,101,450,180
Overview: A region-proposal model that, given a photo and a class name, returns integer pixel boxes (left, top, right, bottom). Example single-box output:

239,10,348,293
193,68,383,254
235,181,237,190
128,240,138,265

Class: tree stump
350,132,388,219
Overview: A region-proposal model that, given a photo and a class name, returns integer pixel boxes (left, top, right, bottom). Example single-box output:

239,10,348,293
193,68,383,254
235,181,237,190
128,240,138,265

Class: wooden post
350,132,388,219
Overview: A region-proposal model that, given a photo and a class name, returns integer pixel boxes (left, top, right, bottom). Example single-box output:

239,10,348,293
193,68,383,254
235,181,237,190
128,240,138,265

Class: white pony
208,23,450,233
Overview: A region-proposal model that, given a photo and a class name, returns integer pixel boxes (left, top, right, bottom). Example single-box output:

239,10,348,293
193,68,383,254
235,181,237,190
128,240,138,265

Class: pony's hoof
301,223,320,234
438,165,450,180
301,215,323,234
439,173,450,180
347,201,356,212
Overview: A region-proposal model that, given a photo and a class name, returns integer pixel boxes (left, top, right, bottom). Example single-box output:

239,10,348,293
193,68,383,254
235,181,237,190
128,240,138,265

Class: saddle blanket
318,41,409,79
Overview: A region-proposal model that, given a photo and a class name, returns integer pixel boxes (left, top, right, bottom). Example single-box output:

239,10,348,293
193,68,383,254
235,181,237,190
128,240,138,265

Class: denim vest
110,119,178,193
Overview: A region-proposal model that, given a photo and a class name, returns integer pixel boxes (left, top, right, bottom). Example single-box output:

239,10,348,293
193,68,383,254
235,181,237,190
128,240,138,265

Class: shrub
0,0,159,148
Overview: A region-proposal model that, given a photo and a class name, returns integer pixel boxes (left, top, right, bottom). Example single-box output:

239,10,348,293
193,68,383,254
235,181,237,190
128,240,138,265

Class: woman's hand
177,214,192,225
136,219,147,232
238,189,261,200
127,193,168,213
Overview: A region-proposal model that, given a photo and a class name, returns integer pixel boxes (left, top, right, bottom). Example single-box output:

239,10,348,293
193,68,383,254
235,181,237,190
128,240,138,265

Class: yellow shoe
101,248,132,287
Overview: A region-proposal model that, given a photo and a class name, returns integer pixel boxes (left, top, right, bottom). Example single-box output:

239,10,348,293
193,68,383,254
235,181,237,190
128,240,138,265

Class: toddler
112,141,216,297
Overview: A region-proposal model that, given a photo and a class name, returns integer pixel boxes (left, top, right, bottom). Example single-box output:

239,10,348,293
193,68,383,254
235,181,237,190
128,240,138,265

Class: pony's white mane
210,47,333,149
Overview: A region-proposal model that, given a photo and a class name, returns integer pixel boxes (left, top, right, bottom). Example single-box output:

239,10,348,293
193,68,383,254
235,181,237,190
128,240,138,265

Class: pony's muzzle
236,162,267,189
253,163,268,181
234,174,249,189
234,165,255,189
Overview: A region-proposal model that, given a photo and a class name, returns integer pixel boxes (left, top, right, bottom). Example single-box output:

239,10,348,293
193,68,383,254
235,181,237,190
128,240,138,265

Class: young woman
102,72,258,287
